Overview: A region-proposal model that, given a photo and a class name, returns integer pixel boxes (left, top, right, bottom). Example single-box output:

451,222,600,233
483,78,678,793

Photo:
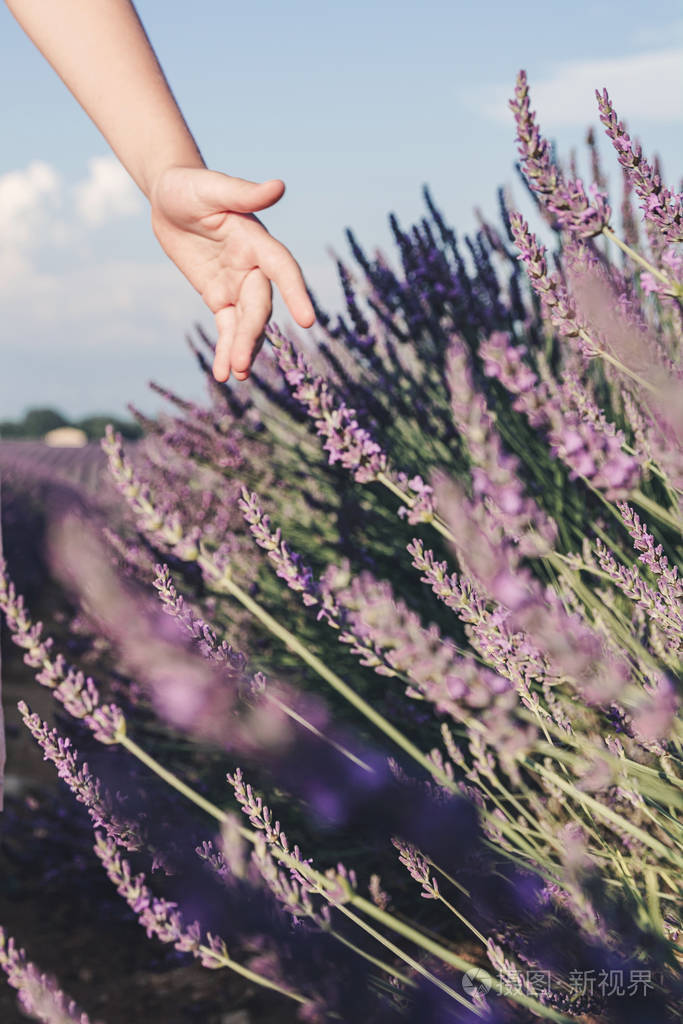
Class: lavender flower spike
239,488,322,605
93,833,206,959
0,560,126,745
266,324,388,483
510,70,610,238
596,88,683,244
0,927,100,1024
391,839,440,900
94,834,308,1008
509,214,588,349
19,702,145,852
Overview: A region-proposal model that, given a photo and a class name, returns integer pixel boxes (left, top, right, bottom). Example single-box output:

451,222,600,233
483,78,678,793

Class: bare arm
6,0,315,380
6,0,202,196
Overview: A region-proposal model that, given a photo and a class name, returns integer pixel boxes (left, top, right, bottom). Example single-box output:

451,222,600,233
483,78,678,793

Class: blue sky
1,0,682,420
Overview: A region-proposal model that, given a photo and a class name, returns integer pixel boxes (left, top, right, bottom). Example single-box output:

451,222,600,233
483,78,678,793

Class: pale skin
5,0,316,382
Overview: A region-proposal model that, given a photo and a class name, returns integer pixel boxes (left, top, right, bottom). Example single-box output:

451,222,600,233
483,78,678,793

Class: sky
1,0,682,421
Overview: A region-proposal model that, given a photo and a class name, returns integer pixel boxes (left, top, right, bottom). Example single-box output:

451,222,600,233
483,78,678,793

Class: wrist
144,147,205,203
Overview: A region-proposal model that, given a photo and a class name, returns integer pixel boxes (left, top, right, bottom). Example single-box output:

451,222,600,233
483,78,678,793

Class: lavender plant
2,71,683,1022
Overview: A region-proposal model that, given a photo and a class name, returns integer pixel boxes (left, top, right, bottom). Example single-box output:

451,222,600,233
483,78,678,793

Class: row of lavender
1,72,682,1022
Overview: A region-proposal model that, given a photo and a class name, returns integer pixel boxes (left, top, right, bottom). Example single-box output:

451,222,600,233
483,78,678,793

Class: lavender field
1,72,682,1023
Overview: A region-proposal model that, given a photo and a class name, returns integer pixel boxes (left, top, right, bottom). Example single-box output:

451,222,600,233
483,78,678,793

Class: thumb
196,172,286,214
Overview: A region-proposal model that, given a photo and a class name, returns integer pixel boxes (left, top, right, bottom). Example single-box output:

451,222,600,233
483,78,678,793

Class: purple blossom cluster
391,839,440,900
510,70,611,238
226,766,348,934
0,559,125,744
480,330,641,499
619,502,683,596
595,540,683,658
240,486,516,725
239,488,322,605
446,334,557,549
19,703,144,852
267,324,388,483
2,68,682,1024
596,88,683,244
0,928,99,1024
508,214,588,345
93,833,210,961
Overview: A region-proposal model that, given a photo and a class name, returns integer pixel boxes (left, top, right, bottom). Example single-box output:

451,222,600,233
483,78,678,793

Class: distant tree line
0,407,142,441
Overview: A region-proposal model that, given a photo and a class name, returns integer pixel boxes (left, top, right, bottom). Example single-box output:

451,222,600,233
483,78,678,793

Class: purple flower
0,559,126,744
509,214,591,349
267,325,388,484
612,503,683,661
396,473,437,524
227,768,357,914
0,927,100,1024
596,88,683,244
391,838,440,899
446,335,557,551
328,564,512,718
239,490,489,721
630,674,679,741
93,833,207,958
19,702,145,848
480,331,641,500
239,489,322,602
510,71,610,238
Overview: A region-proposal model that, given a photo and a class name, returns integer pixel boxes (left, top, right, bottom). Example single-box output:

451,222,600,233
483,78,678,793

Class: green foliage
0,406,142,440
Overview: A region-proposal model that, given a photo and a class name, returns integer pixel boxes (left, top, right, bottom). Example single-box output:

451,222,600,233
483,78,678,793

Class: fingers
211,270,271,383
212,306,237,383
196,171,286,215
232,270,272,380
258,236,316,328
172,168,315,329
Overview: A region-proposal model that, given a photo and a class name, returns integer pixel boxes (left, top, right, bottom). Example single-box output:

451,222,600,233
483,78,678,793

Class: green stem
372,478,681,866
267,693,373,773
198,944,309,1005
121,729,471,1000
477,772,559,860
644,868,665,936
328,930,417,989
333,904,482,1016
427,858,472,898
630,489,683,532
436,892,488,946
603,876,679,901
544,552,665,673
198,551,439,781
577,329,658,392
121,725,574,1021
376,472,456,544
531,742,683,807
526,761,683,867
349,896,573,1023
119,729,225,823
114,736,312,1006
602,226,678,291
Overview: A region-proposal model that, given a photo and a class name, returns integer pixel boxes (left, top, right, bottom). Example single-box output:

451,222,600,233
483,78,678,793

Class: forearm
5,0,204,196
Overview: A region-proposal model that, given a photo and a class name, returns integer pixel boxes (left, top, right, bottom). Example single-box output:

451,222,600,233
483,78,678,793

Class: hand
150,167,315,382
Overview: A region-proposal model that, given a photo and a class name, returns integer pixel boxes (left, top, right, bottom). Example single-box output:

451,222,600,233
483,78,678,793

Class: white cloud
1,258,203,337
0,155,147,292
0,160,61,258
74,155,141,226
0,155,204,373
479,47,683,127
